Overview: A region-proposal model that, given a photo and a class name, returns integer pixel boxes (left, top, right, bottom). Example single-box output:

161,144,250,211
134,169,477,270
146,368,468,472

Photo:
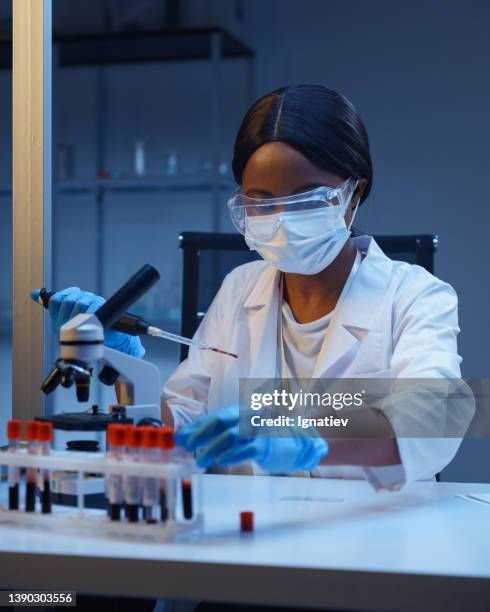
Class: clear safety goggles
227,178,357,235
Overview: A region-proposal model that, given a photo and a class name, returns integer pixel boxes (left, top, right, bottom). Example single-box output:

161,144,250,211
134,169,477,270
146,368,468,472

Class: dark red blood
240,511,254,532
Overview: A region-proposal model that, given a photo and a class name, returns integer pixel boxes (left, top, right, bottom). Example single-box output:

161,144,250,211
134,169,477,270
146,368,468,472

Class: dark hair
232,84,373,204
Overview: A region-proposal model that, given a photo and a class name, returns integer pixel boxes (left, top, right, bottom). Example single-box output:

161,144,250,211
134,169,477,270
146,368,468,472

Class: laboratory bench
0,474,490,611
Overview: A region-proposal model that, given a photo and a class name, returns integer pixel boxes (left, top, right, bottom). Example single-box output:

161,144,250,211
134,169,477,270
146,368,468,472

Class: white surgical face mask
244,185,359,275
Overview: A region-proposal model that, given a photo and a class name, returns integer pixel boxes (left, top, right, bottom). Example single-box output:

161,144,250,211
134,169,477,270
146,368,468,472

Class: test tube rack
0,449,203,542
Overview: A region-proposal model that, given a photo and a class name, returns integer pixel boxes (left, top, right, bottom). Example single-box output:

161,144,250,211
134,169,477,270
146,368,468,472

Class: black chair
179,231,437,361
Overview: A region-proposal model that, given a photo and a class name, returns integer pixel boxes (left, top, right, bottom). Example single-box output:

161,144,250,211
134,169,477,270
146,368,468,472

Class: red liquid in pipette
211,348,238,359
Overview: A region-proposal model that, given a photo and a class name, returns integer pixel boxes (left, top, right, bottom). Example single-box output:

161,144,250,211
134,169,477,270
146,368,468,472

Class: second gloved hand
176,405,328,473
31,287,145,358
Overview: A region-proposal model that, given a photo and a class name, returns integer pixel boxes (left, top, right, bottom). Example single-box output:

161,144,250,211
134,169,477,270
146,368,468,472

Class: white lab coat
163,235,470,490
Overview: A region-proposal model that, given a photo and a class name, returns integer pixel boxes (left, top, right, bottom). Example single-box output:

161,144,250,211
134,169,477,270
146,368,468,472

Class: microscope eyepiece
95,265,160,330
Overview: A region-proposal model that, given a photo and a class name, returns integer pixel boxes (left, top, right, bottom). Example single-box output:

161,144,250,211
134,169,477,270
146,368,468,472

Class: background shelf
0,27,254,70
0,177,236,197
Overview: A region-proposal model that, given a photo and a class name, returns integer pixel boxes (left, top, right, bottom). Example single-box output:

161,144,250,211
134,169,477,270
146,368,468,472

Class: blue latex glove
176,405,328,473
31,287,145,358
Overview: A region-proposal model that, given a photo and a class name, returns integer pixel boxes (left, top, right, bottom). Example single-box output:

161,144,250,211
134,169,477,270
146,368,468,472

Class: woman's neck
282,239,357,323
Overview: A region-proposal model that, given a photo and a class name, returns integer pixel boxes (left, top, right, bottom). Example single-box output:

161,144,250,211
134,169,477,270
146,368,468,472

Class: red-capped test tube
141,427,160,523
25,421,39,512
106,424,127,521
240,511,254,533
37,422,53,514
124,426,142,523
7,419,22,510
158,427,175,522
174,435,194,521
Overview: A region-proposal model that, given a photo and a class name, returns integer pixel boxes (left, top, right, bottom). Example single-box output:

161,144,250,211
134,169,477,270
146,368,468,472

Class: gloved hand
176,405,328,473
31,286,145,358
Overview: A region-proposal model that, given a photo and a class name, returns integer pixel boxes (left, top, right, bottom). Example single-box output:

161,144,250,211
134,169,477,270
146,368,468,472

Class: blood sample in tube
37,422,53,514
158,427,175,522
124,426,143,523
181,478,193,520
25,421,39,512
106,424,127,521
7,420,22,510
177,441,194,520
141,426,159,523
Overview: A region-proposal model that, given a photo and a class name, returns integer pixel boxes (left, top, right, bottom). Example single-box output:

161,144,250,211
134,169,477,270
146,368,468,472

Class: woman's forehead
242,142,345,197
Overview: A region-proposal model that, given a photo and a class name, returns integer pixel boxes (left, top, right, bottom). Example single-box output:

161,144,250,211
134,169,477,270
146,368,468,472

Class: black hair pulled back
232,84,373,204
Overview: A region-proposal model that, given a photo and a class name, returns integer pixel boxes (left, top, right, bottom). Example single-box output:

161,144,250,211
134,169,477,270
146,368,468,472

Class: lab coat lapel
312,237,393,378
244,265,281,380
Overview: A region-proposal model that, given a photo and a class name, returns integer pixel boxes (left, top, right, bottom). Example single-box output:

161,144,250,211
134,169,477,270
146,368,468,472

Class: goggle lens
227,180,355,234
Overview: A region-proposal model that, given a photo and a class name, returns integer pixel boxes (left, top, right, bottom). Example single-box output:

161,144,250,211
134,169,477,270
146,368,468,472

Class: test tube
158,427,175,523
182,478,194,520
106,424,126,521
25,421,39,512
176,444,194,521
7,420,22,510
37,422,53,514
140,427,159,523
124,426,142,523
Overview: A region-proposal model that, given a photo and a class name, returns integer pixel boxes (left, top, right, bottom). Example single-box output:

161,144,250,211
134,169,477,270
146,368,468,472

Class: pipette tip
148,325,238,358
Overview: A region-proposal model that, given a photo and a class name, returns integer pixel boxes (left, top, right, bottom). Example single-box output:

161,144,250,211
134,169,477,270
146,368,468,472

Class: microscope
39,265,163,505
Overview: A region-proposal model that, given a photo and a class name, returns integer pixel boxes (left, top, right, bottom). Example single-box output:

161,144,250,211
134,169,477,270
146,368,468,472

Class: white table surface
1,474,490,611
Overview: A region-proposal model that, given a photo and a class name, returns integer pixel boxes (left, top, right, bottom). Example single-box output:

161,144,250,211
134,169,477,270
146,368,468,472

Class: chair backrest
179,231,437,361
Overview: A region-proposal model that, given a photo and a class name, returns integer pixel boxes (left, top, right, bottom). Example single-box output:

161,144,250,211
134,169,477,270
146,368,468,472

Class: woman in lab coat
164,84,469,491
39,85,468,489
